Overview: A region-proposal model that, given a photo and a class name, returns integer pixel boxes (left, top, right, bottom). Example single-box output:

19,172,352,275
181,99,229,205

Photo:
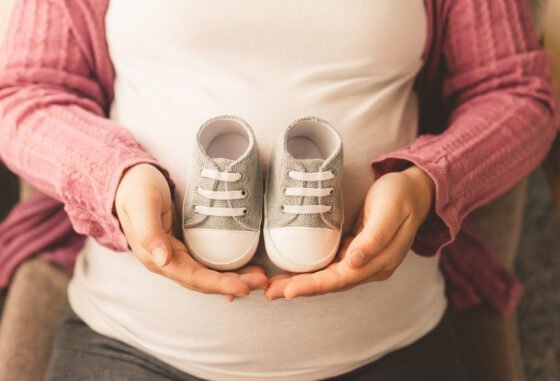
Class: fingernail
284,290,297,300
350,250,368,268
152,246,167,267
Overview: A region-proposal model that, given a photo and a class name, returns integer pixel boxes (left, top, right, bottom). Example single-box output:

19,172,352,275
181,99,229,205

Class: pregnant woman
0,0,556,380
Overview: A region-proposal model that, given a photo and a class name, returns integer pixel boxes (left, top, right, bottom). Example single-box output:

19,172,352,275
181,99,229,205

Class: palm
264,167,433,300
164,205,269,298
161,236,269,296
117,164,269,299
265,221,359,300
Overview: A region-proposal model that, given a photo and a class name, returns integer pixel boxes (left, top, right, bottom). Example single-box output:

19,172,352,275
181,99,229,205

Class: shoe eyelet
329,188,334,195
241,190,247,197
280,205,285,212
242,208,248,215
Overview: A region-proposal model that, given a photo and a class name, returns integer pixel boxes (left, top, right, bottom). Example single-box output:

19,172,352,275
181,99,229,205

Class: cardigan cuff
62,150,175,253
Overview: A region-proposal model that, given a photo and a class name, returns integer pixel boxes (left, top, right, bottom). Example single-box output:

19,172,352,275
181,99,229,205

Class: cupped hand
265,166,435,300
115,164,269,299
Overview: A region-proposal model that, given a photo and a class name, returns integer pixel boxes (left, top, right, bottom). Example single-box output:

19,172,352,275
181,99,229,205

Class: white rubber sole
263,227,340,273
184,229,259,271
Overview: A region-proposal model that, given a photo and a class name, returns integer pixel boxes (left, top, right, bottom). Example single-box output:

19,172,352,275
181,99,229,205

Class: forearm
371,0,557,255
372,93,555,255
0,82,166,251
0,0,169,250
0,85,151,195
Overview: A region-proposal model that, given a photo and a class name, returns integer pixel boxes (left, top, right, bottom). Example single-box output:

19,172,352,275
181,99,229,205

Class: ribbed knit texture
0,0,172,251
0,0,557,313
373,0,558,257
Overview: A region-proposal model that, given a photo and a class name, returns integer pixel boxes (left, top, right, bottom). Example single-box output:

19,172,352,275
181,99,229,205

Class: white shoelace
194,169,247,217
282,170,335,214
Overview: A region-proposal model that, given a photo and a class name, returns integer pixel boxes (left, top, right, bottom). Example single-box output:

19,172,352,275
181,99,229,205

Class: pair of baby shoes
182,116,343,273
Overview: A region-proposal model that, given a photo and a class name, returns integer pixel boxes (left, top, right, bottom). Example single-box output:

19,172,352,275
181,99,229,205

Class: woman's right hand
115,163,269,298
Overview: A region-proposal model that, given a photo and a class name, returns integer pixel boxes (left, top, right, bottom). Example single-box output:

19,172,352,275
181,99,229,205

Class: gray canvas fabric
182,116,263,232
265,117,344,230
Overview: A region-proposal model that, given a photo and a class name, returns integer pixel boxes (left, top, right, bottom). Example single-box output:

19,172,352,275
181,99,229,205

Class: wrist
402,166,435,220
115,163,168,210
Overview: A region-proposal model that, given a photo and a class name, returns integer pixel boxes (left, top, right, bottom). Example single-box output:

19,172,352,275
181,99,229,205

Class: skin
115,163,270,300
265,165,436,300
114,163,435,301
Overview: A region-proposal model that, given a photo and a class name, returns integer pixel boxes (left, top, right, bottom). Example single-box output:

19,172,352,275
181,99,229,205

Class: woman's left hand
265,166,435,300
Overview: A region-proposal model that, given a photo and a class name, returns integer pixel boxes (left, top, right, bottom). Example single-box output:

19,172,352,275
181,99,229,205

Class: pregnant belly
68,236,446,379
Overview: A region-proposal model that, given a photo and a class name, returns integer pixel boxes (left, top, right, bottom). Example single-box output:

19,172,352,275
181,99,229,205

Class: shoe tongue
297,158,326,172
211,158,235,172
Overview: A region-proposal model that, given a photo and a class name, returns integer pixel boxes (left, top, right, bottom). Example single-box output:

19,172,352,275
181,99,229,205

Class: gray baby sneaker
264,117,343,273
182,116,262,271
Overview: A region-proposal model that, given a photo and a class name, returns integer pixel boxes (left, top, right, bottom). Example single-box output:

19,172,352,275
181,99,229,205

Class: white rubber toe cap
264,227,341,273
183,228,259,271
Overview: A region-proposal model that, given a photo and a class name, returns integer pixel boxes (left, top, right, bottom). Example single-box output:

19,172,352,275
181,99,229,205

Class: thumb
346,201,403,269
126,191,173,267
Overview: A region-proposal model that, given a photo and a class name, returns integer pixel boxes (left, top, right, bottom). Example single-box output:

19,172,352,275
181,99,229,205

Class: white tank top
68,1,447,380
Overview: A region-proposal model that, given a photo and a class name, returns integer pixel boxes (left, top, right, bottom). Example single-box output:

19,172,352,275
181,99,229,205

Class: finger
351,205,366,236
239,272,270,290
346,199,404,269
285,220,415,298
265,273,294,300
283,265,345,299
130,235,254,297
226,295,236,302
358,218,415,282
161,245,251,296
125,191,172,267
270,239,351,299
334,237,353,262
236,265,270,290
123,222,171,273
270,273,292,283
172,266,251,296
126,235,162,274
237,265,267,276
265,276,293,300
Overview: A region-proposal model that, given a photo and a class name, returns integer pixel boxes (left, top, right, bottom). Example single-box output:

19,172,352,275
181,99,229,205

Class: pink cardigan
0,0,557,315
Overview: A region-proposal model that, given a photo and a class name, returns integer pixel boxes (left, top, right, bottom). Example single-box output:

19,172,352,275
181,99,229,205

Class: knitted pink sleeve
372,0,558,256
0,0,169,251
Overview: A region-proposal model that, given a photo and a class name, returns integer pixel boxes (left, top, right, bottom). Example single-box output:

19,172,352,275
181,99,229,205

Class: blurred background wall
544,0,560,83
517,2,560,381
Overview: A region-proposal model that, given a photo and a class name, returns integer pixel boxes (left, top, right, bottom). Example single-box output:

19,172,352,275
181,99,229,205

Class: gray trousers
45,303,467,381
